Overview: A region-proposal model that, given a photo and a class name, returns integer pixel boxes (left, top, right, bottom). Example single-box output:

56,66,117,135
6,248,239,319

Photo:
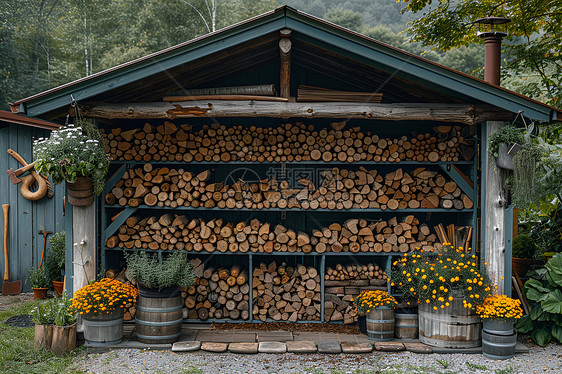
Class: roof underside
15,7,560,123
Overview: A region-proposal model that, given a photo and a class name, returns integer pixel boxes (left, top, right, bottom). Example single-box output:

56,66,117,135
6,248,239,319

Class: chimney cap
474,17,511,39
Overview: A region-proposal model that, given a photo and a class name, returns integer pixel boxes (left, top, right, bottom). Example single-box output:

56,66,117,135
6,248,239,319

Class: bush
488,124,525,158
28,267,49,288
125,251,195,290
512,234,538,258
45,231,65,283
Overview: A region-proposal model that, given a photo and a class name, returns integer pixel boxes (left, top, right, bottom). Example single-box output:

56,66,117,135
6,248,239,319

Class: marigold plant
353,290,397,313
476,294,523,321
70,278,138,316
391,244,493,311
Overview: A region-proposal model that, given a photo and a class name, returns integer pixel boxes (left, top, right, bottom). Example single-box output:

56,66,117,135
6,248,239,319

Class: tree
323,8,362,31
399,0,562,107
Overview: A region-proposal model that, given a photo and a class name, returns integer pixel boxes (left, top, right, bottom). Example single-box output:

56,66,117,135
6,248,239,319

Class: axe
7,162,36,184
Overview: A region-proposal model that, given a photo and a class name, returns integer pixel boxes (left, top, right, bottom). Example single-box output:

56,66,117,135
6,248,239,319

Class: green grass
494,368,514,374
465,362,488,371
0,297,84,374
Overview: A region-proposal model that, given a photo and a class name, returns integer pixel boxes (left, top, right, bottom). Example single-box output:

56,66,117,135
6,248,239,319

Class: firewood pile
324,264,388,323
181,258,250,321
253,261,321,322
105,215,440,253
105,165,473,211
101,122,474,163
104,268,137,321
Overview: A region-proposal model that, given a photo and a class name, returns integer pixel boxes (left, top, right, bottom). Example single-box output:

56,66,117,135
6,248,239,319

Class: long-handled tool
38,230,52,268
2,204,21,295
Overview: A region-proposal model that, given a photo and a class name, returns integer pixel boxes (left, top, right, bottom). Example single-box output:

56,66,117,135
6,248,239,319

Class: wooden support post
279,29,292,99
72,202,96,294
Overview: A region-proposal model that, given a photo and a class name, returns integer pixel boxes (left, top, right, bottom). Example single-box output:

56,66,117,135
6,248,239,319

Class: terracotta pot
52,281,64,296
32,287,49,299
51,324,76,356
512,257,533,278
66,177,94,206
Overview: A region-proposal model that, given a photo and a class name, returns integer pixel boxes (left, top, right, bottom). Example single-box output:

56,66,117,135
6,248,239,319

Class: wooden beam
279,29,292,99
78,101,512,124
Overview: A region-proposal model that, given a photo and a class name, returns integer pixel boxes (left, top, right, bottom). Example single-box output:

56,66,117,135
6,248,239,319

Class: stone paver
286,341,317,353
228,342,259,354
258,341,287,353
201,342,228,353
172,341,201,352
341,342,373,354
196,331,256,343
403,342,433,354
374,341,405,352
257,331,293,342
317,340,342,354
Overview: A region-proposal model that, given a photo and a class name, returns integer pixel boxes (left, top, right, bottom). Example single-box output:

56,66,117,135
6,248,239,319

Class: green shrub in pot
125,251,195,291
28,267,49,288
512,234,538,259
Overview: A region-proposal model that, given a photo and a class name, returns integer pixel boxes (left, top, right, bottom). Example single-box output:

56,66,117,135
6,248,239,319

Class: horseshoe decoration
6,149,49,201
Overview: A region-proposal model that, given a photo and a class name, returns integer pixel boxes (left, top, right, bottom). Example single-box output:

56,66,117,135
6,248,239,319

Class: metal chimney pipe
475,17,511,85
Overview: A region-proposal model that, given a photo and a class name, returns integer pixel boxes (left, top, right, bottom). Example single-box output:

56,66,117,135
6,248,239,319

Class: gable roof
11,6,561,123
0,110,61,130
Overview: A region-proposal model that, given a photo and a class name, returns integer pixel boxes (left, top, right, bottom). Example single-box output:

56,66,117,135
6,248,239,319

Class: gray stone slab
229,342,259,354
257,331,293,342
341,342,373,354
201,342,228,353
172,341,201,352
317,340,342,354
374,341,405,352
196,331,256,343
404,342,433,354
286,341,317,353
258,341,287,353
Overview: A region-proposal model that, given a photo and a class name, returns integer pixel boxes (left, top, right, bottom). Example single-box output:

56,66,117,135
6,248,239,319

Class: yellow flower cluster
70,278,138,316
353,290,397,313
476,294,523,321
391,244,492,310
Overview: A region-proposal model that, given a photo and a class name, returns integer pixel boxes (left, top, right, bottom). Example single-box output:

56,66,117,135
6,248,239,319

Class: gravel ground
71,343,562,374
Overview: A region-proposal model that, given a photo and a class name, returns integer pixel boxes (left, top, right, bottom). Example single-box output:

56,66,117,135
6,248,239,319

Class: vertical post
72,201,97,294
279,29,292,99
64,198,73,294
504,206,513,296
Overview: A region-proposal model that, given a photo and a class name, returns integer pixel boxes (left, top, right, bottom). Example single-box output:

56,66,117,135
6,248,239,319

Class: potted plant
33,119,109,206
391,244,493,348
29,267,49,299
512,234,538,278
489,124,525,170
476,294,523,360
353,290,397,341
46,231,65,296
70,278,138,345
31,294,77,356
126,251,195,344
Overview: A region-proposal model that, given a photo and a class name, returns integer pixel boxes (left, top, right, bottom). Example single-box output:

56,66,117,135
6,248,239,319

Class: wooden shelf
104,247,406,256
110,160,474,166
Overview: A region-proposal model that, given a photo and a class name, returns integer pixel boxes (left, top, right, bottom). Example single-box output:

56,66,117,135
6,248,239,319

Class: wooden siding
0,124,65,291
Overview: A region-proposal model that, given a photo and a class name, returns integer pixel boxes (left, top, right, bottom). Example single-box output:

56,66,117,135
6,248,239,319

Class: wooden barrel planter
395,311,419,339
482,320,516,360
419,297,481,348
34,324,53,350
50,324,76,357
366,307,395,341
66,177,94,206
82,309,124,346
135,286,183,344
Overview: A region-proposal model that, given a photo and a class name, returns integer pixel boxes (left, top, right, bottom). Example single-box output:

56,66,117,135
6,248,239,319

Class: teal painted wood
0,124,65,291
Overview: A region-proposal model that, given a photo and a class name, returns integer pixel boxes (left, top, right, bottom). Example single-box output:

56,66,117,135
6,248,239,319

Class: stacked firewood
104,268,138,321
101,122,474,163
181,259,250,321
325,263,387,281
253,261,321,322
105,166,473,211
105,216,439,253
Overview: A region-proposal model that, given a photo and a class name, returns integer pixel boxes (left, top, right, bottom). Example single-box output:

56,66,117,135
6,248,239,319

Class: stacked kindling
102,122,474,163
182,259,250,321
105,166,473,211
252,261,321,322
105,216,439,254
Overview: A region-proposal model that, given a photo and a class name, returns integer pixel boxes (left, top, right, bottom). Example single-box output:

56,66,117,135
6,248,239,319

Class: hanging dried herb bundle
511,146,541,208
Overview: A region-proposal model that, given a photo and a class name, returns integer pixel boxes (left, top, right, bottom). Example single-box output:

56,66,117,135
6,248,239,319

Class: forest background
0,0,560,110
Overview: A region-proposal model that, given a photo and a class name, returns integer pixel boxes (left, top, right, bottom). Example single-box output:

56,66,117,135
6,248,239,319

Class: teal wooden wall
0,123,65,291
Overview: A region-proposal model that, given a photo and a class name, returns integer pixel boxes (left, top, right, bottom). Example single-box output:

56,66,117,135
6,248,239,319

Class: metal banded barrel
82,309,124,346
419,297,481,348
366,307,395,341
135,287,183,344
395,312,419,339
482,320,516,360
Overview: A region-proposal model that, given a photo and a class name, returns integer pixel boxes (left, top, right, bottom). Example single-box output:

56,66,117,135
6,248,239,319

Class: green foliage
511,146,541,208
512,234,538,259
33,120,109,195
53,294,76,326
45,231,65,283
31,294,76,326
517,254,562,345
126,251,195,290
399,0,562,107
28,267,49,288
488,124,525,158
323,8,363,30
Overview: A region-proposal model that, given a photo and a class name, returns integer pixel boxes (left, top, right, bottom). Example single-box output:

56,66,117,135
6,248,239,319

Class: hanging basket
496,143,523,170
66,177,94,206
